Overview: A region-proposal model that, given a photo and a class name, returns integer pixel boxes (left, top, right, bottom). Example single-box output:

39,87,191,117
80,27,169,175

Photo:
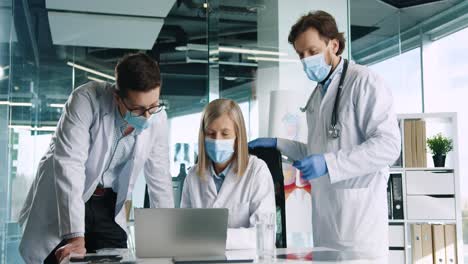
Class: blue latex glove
293,154,328,181
248,138,277,149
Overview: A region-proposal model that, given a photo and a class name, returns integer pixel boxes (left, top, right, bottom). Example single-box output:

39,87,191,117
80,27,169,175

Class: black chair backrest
144,164,187,209
144,185,150,209
249,147,287,248
144,177,185,209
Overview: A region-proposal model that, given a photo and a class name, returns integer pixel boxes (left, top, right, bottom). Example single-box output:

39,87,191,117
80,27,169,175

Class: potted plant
427,133,453,167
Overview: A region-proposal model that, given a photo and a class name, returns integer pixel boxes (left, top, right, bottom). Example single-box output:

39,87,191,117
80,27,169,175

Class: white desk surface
66,247,387,264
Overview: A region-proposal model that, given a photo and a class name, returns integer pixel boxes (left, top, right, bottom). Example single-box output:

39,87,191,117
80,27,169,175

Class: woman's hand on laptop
55,237,86,263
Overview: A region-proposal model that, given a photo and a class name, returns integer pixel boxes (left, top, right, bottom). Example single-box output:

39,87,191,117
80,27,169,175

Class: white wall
254,0,350,138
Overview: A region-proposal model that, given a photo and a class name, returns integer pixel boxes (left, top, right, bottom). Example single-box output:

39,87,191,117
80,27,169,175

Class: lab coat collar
212,160,238,207
328,57,345,83
115,107,128,134
210,162,232,179
319,57,347,113
321,57,345,93
96,82,119,119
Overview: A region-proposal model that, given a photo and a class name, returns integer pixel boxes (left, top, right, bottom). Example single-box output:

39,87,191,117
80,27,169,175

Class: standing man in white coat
18,53,174,264
249,11,401,259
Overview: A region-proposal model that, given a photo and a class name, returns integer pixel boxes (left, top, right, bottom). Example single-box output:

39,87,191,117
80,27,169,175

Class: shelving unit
388,113,463,264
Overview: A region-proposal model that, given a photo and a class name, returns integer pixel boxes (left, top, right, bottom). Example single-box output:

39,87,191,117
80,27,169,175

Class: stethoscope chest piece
328,125,341,139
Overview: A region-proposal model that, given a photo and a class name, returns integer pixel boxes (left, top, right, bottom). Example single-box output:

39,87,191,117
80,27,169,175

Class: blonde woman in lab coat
181,99,276,249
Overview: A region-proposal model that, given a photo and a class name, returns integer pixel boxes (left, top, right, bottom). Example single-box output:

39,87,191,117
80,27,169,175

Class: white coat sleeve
276,138,308,161
180,176,191,208
144,110,175,208
226,161,276,250
323,71,401,184
53,87,94,237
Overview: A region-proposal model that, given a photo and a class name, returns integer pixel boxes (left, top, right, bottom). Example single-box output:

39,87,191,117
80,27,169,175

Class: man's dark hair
288,10,346,55
115,53,161,98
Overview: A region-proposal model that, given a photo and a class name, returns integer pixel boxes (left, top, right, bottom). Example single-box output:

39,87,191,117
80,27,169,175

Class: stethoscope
300,59,349,139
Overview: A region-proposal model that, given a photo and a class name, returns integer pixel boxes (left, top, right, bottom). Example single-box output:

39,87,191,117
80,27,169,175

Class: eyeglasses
120,98,165,117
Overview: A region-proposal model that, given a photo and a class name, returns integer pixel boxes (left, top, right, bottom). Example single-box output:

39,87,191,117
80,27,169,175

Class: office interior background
0,0,468,263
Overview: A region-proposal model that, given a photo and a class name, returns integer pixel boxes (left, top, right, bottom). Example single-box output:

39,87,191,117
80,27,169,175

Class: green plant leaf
426,133,453,156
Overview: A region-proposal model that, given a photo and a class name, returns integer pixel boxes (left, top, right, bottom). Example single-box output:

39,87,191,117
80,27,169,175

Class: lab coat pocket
333,187,377,244
228,202,250,228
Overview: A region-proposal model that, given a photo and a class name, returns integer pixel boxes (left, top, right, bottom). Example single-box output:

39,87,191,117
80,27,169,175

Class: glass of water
256,212,276,260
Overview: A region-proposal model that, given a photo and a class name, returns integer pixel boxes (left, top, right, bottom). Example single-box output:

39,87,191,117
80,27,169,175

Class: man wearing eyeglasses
18,53,174,264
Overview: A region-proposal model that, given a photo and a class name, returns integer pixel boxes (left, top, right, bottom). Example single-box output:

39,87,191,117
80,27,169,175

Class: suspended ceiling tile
380,0,444,9
351,25,380,41
45,0,175,18
0,0,12,8
399,1,457,30
351,0,396,26
48,11,163,49
372,11,402,36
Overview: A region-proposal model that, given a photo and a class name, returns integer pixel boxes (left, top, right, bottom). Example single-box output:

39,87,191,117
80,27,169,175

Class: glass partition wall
0,1,351,261
0,0,212,262
6,0,468,262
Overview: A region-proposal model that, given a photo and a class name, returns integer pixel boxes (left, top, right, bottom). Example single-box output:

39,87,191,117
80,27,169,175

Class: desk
66,248,387,264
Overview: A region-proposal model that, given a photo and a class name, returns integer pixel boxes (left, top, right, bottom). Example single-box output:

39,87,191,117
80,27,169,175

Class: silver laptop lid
135,208,228,258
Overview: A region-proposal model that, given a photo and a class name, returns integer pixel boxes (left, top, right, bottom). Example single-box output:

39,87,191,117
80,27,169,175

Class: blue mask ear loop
115,93,130,124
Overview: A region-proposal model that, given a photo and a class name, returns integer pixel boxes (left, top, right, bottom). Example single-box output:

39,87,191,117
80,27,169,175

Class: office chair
249,147,287,248
143,185,150,209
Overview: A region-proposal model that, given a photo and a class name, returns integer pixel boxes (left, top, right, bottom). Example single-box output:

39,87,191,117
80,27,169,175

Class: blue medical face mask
205,137,235,164
301,52,332,83
123,112,155,132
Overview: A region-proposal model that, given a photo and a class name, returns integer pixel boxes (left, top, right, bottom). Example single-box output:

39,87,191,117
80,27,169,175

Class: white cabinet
388,225,405,248
389,250,405,264
388,113,462,264
406,195,456,220
406,171,454,195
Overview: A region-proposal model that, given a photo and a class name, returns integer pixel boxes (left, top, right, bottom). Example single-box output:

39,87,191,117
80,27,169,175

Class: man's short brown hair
115,53,161,98
288,10,346,55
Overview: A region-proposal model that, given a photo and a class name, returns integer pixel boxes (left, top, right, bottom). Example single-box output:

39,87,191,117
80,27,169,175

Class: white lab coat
277,61,401,258
180,155,276,250
18,81,174,264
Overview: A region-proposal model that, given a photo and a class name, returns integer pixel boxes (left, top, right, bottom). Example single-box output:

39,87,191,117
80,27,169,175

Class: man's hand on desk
55,237,86,263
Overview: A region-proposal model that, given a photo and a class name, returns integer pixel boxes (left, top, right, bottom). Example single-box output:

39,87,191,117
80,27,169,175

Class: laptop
134,208,229,259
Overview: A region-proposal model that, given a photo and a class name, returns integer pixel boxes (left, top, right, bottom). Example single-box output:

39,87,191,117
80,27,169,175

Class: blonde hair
197,99,249,178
